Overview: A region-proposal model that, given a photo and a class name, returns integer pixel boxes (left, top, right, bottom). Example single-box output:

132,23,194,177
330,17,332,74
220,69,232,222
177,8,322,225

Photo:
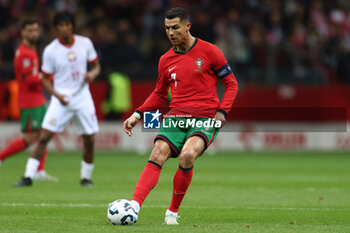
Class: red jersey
14,44,45,109
136,38,238,118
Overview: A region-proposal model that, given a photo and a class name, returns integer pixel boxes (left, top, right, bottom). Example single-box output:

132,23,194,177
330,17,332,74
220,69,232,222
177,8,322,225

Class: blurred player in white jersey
15,11,101,187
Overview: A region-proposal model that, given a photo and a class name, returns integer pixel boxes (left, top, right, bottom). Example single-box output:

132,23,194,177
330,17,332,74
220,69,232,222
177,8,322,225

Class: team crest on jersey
195,58,203,72
67,51,77,62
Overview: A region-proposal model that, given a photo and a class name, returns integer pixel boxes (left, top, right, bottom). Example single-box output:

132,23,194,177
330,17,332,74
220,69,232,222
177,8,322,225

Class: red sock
132,161,162,206
168,166,193,213
0,138,27,161
37,148,48,171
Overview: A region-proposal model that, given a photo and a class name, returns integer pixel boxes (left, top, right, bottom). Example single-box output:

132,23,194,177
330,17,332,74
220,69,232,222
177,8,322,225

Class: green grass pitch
0,151,350,233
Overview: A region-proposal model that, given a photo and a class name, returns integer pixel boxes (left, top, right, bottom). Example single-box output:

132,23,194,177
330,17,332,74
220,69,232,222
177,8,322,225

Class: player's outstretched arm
42,74,69,105
123,115,139,136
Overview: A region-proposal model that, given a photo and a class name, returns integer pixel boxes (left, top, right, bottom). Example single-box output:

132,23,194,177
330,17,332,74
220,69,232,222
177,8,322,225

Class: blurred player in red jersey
0,19,56,181
123,7,238,224
15,11,100,187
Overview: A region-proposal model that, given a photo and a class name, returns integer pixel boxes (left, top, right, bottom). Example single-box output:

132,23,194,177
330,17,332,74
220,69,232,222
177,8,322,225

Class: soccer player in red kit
0,19,54,181
123,7,238,224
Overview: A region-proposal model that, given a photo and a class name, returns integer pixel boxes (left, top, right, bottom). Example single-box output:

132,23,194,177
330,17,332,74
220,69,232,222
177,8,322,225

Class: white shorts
42,90,99,135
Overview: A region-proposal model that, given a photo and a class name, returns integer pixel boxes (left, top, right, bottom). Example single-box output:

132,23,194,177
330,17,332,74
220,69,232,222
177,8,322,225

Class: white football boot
33,170,59,182
165,209,180,225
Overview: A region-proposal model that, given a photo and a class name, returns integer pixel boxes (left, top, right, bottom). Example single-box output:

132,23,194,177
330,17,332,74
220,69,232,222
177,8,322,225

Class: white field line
0,202,349,211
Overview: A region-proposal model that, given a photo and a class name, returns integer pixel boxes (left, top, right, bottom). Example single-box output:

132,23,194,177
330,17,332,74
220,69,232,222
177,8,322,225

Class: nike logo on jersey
168,66,176,72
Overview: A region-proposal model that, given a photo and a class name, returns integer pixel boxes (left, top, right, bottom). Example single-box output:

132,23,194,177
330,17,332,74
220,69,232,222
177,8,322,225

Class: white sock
25,158,40,179
166,209,178,216
130,200,140,213
81,160,94,180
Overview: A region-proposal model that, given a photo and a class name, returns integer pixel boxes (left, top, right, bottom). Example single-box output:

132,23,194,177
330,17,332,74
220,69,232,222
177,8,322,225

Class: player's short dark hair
53,11,75,28
165,7,190,22
21,18,39,29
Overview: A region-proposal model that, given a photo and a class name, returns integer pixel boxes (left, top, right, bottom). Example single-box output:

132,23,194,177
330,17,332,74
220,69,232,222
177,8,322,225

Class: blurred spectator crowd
0,0,350,86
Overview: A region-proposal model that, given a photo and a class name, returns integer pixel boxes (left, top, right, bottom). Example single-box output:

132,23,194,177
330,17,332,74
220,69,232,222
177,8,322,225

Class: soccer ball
107,199,138,225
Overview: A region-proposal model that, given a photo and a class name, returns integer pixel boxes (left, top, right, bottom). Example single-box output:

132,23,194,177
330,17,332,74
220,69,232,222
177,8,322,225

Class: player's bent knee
149,142,170,166
149,146,164,165
179,150,196,166
23,136,36,145
23,131,40,145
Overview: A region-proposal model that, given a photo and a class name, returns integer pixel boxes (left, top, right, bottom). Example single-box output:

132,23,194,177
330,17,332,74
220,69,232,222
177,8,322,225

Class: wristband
132,112,141,120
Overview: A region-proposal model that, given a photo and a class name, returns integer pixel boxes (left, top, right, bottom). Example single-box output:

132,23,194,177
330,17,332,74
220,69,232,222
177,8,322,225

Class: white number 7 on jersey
171,73,177,87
